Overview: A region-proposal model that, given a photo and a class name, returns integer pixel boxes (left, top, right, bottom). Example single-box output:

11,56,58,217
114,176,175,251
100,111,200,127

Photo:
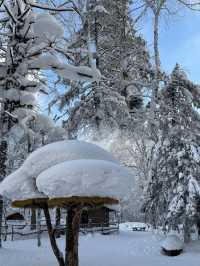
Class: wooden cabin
6,212,25,221
81,206,119,228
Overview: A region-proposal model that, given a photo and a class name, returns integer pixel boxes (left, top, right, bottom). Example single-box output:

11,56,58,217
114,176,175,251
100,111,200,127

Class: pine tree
143,64,200,242
60,0,152,138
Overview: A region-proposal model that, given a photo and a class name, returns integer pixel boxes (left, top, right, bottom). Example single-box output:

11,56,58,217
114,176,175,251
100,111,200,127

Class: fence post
0,196,3,248
11,225,14,241
37,209,41,247
4,225,7,241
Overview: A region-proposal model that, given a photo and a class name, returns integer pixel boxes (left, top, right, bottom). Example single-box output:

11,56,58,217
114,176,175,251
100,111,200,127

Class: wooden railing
0,221,119,242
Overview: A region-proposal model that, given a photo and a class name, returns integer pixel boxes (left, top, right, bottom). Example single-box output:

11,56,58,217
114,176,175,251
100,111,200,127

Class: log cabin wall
81,207,110,227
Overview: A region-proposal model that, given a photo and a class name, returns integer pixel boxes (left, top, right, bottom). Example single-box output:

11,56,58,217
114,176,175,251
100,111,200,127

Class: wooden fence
0,221,119,244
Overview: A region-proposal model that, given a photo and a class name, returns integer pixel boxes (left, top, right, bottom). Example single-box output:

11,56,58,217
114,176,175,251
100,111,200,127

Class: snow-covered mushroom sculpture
0,141,133,266
0,140,117,207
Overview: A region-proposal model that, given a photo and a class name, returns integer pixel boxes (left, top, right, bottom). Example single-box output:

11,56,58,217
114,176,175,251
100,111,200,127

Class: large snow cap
22,140,117,178
37,159,133,201
0,140,118,201
0,168,44,200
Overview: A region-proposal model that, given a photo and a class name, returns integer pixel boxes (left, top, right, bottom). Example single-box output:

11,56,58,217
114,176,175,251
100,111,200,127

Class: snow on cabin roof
22,140,117,178
36,159,133,201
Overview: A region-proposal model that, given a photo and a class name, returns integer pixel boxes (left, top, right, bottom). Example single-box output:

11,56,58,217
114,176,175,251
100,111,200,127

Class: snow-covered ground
1,225,200,266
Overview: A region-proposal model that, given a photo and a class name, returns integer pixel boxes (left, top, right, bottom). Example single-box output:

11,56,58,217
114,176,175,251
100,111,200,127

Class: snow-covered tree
0,0,100,246
143,64,200,241
57,0,153,138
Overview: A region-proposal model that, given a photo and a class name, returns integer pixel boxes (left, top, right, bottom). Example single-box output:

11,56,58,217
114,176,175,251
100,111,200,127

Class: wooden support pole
65,206,82,266
43,205,65,266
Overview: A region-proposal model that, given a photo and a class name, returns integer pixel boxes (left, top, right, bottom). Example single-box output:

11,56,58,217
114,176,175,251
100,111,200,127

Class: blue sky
139,8,200,84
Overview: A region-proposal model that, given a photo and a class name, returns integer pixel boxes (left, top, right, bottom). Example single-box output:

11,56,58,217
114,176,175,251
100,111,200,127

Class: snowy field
1,224,200,266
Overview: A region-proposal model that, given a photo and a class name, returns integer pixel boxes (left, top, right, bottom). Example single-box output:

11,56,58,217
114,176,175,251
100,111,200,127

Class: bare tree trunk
65,206,81,266
153,12,161,100
43,205,65,266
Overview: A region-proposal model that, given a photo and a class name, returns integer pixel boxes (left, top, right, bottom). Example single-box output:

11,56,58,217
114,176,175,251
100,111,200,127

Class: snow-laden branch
4,4,18,24
24,0,75,12
29,54,101,82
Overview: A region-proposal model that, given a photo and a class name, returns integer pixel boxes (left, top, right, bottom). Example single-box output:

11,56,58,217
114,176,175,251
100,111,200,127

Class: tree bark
43,206,65,266
65,206,82,266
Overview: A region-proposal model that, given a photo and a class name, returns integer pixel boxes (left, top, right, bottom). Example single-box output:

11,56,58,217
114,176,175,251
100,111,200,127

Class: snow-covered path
1,230,200,266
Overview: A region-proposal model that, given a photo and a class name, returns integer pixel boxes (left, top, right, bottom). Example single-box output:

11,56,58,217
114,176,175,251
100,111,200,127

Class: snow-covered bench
132,222,148,231
132,226,146,231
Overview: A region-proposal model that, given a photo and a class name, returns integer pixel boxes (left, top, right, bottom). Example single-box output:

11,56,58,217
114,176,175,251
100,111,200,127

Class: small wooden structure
12,196,119,266
6,212,24,221
81,206,117,227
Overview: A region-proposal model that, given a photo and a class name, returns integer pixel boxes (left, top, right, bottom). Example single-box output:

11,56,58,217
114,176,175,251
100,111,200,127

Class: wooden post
55,208,61,238
65,206,81,266
31,208,37,230
43,205,65,266
0,197,2,248
37,209,41,247
11,225,14,241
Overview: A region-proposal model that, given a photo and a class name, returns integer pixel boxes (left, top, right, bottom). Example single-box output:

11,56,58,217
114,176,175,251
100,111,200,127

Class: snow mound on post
0,168,44,200
161,235,184,251
22,140,117,178
36,159,133,201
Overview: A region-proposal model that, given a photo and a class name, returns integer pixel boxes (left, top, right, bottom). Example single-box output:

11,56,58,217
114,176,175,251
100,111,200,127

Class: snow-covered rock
161,235,184,251
36,159,133,201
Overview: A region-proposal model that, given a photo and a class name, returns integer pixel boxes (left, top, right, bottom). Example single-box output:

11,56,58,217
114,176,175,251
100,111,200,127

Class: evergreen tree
60,0,152,138
143,64,200,242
